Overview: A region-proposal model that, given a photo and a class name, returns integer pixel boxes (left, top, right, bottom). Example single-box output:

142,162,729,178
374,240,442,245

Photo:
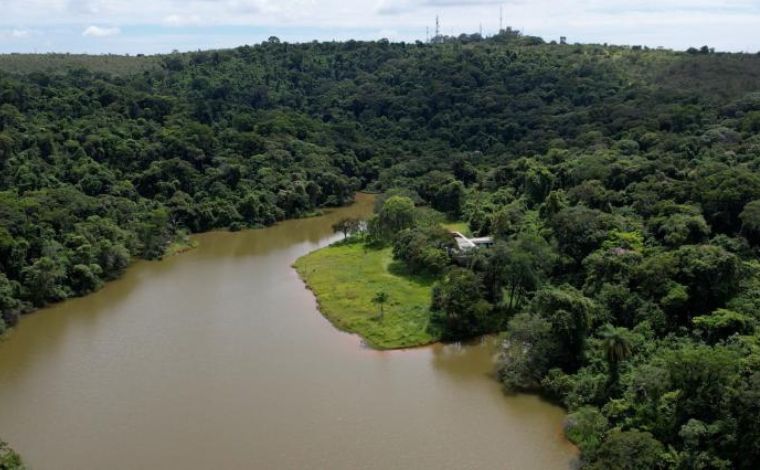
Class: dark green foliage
0,439,23,469
647,202,710,247
487,231,556,310
21,257,66,307
530,285,596,371
1,35,760,468
550,206,618,265
0,273,20,330
0,53,160,76
693,309,754,343
498,311,558,390
332,217,362,239
740,200,760,245
636,244,743,322
430,268,492,340
698,167,760,233
372,290,388,321
588,430,666,470
597,324,633,394
565,407,609,459
392,226,454,274
369,196,417,242
499,285,596,390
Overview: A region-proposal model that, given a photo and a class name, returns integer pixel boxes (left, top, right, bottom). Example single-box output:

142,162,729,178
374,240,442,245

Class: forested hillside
1,32,760,468
0,53,160,76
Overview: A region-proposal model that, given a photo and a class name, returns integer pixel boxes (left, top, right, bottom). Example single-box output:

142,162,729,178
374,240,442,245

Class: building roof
450,231,493,251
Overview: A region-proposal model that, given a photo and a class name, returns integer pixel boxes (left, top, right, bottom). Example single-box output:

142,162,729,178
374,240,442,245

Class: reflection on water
0,194,576,470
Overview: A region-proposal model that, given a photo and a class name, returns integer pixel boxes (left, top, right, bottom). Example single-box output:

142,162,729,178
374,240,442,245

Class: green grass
294,242,440,349
442,221,472,237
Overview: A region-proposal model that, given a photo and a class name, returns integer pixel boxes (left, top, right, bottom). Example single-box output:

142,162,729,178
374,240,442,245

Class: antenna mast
435,15,440,38
499,5,503,32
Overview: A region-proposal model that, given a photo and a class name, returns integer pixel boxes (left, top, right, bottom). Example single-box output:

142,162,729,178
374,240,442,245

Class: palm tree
372,291,389,321
599,324,633,395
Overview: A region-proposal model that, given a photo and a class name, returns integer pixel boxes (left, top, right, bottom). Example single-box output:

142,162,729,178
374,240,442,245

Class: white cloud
11,29,31,38
0,28,36,40
164,14,203,27
82,25,121,37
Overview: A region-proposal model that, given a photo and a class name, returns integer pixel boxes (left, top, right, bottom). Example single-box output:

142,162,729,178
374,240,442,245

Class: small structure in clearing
450,231,494,252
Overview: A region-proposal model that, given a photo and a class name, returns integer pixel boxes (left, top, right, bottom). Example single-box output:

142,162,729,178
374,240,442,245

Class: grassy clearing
294,242,439,349
442,221,471,236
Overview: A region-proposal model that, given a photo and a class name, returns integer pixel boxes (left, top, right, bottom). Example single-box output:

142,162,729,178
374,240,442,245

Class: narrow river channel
0,193,576,469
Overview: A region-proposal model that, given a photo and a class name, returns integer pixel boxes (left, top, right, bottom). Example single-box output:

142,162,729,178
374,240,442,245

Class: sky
0,0,759,54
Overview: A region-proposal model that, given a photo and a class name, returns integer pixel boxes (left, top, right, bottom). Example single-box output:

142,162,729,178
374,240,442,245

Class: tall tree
372,291,388,321
332,217,361,239
598,324,633,395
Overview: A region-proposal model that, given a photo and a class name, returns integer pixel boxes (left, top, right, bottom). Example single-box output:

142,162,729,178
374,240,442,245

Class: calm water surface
0,194,576,469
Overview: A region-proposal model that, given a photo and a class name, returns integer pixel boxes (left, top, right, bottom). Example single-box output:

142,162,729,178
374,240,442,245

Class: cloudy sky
0,0,758,54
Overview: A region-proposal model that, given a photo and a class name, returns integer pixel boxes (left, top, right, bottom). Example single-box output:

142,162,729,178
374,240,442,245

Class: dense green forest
1,31,760,468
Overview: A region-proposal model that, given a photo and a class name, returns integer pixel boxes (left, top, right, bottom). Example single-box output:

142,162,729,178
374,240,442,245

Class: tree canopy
1,33,760,468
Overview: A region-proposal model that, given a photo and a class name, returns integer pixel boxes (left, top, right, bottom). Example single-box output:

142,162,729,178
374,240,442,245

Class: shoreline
292,241,440,350
294,272,440,351
1,198,369,340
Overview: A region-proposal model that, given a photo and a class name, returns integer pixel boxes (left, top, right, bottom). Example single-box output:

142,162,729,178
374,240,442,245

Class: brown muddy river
0,193,576,469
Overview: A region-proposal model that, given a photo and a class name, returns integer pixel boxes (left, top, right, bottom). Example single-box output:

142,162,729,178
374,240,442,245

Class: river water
0,194,576,469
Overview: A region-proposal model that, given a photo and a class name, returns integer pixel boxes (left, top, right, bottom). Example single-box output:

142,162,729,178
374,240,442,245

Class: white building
451,231,494,251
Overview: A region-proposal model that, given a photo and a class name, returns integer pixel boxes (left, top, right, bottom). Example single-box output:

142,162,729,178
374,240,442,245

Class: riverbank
0,198,368,343
164,238,200,257
0,194,576,469
294,241,440,349
0,439,23,469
